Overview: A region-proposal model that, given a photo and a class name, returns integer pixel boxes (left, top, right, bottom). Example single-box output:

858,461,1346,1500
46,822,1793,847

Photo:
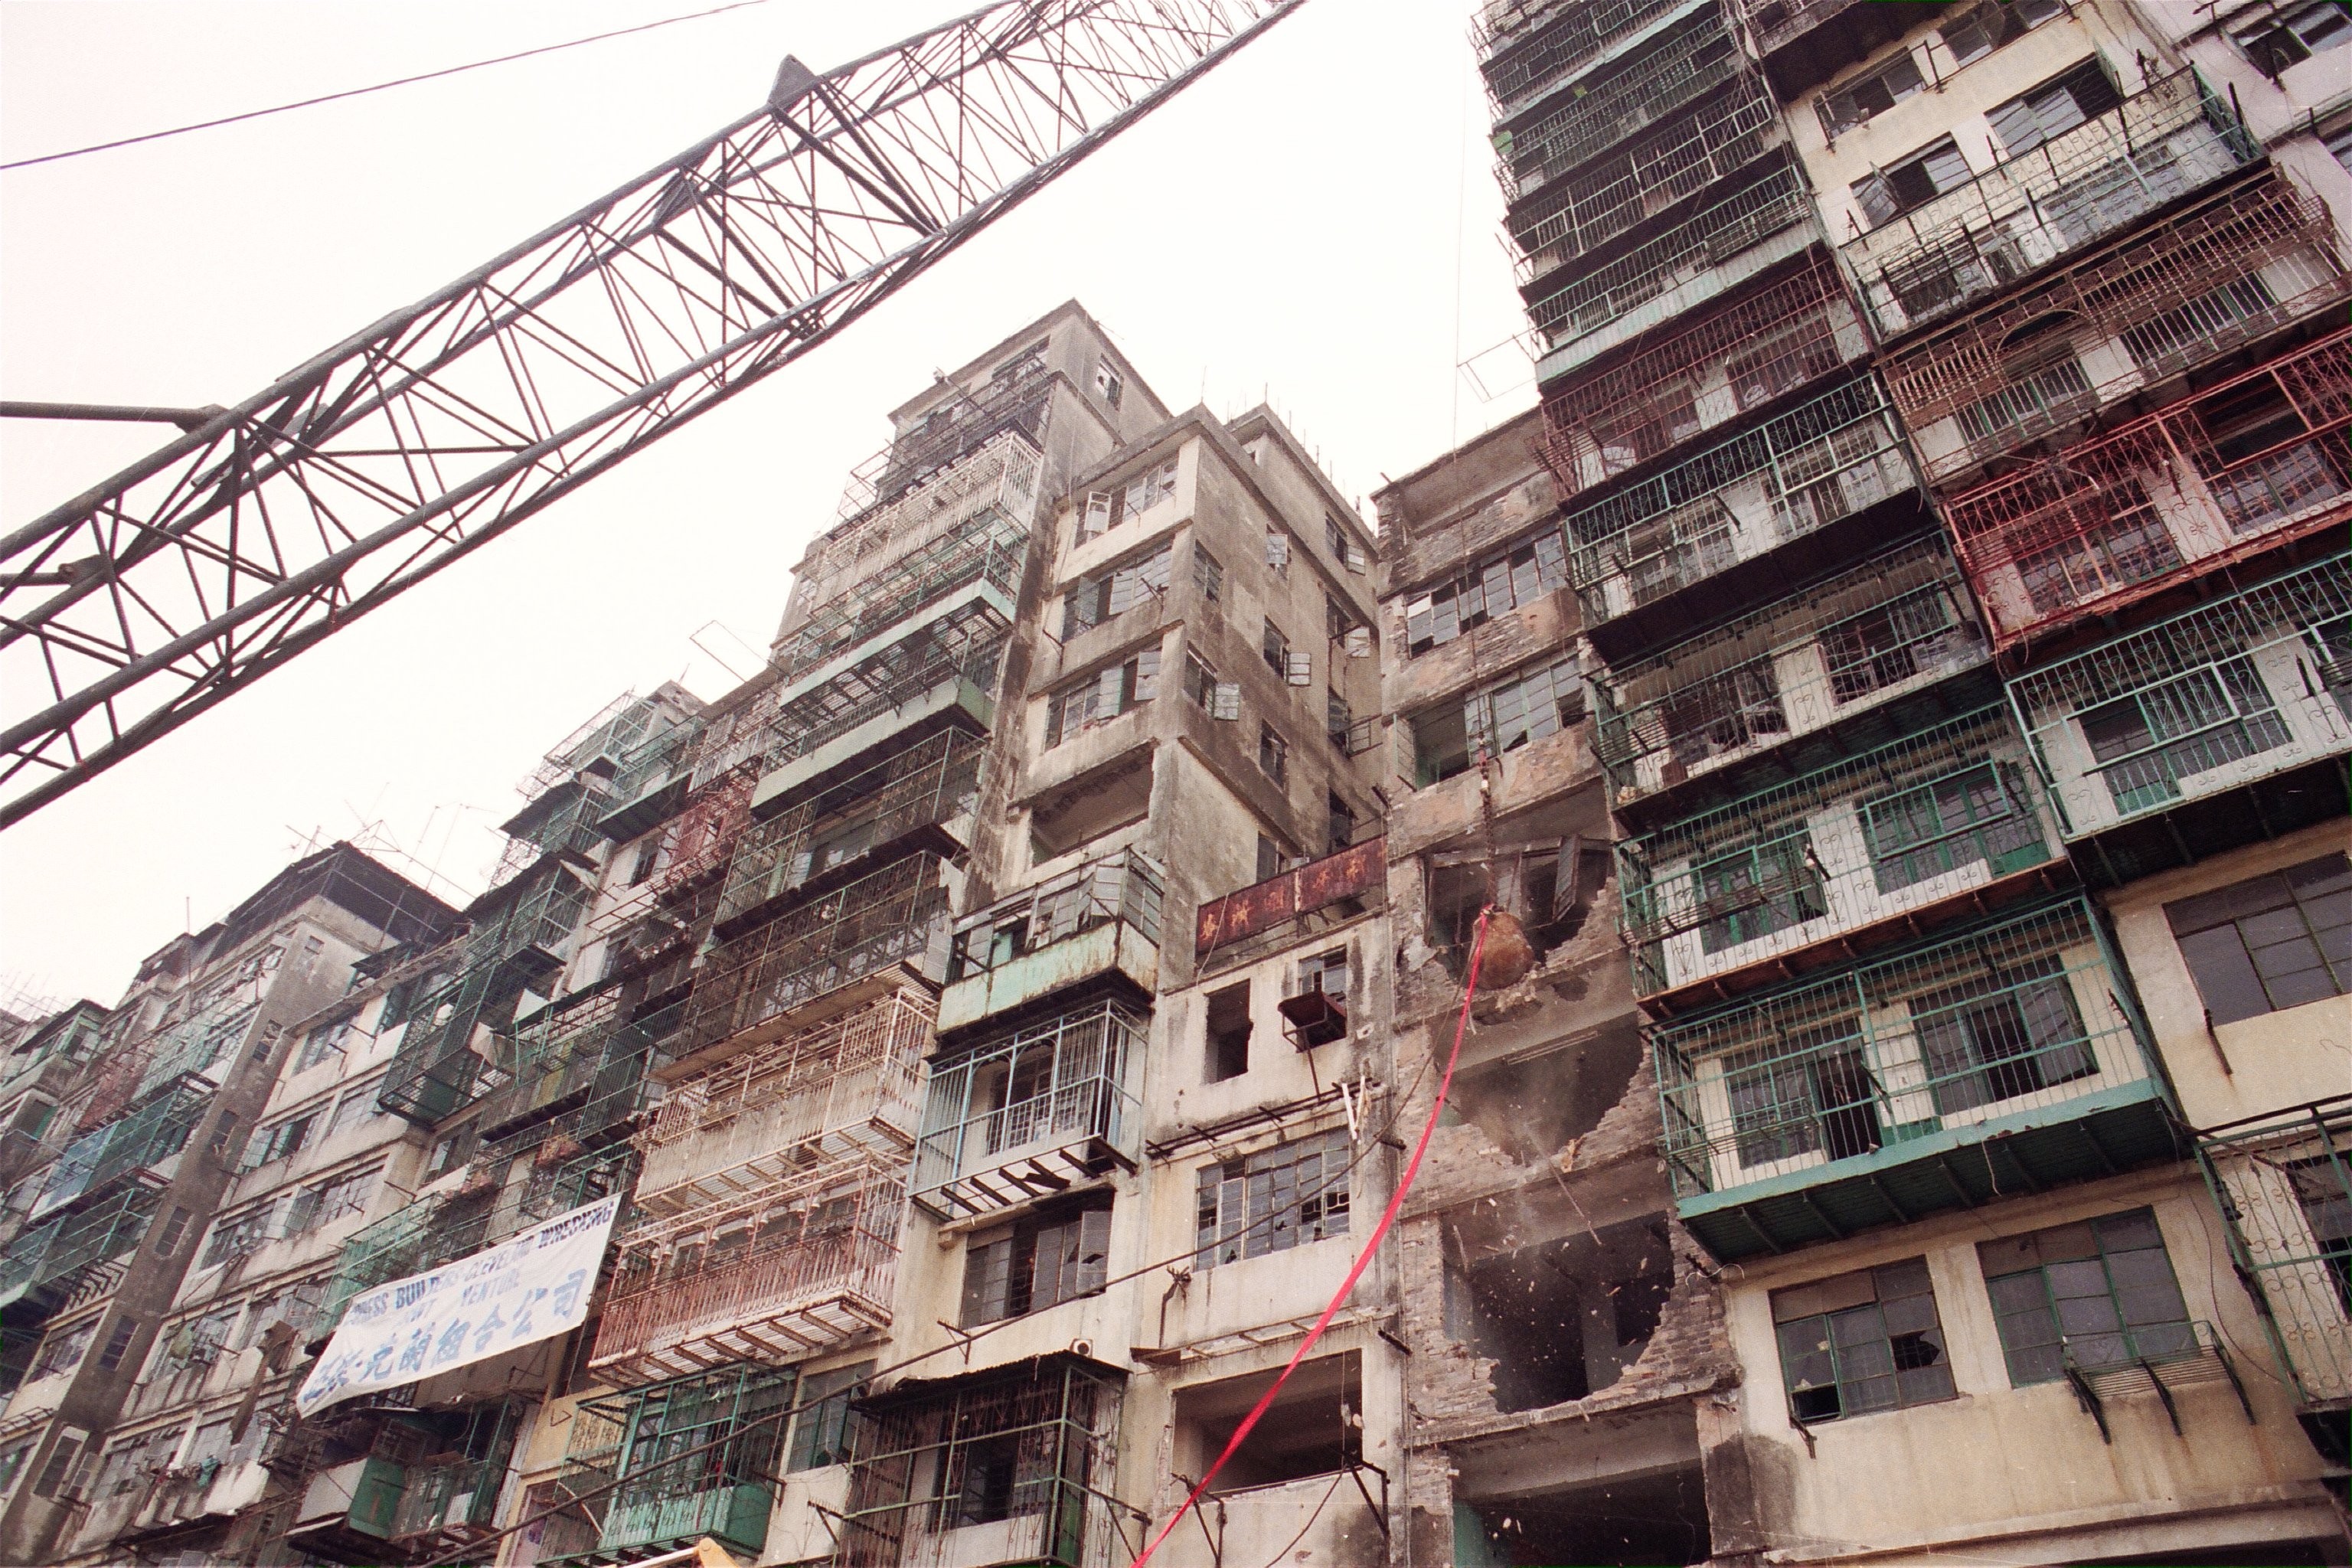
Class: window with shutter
1212,683,1243,721
1285,651,1312,687
1266,531,1291,571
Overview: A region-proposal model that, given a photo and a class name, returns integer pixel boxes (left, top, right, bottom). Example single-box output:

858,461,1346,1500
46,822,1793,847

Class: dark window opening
1426,839,1615,979
1458,1462,1711,1566
1327,793,1356,858
1854,137,1971,227
1447,1215,1674,1413
1985,58,2121,158
1174,1352,1361,1491
1205,982,1253,1084
2166,854,2351,1025
1448,1024,1645,1162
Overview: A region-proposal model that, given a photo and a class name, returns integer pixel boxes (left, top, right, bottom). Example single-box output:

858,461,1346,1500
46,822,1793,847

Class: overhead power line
0,0,778,172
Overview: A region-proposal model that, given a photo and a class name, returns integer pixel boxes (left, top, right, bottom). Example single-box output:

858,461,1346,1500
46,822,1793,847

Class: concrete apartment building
5,2,2352,1563
0,848,455,1566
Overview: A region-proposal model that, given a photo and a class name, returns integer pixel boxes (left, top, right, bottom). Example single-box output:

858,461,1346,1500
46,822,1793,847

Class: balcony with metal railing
1657,897,2173,1262
1497,13,1741,205
27,1080,207,1223
474,991,672,1143
1538,255,1867,502
492,774,612,888
1736,0,1944,98
937,849,1165,1034
1883,174,2351,488
1842,68,2260,341
2196,1097,2351,1435
638,988,929,1217
775,506,1030,682
318,1191,494,1332
590,766,757,947
680,851,956,1059
130,1001,257,1103
1593,538,1991,817
2006,552,2352,867
751,598,1006,816
518,691,684,808
835,368,1050,528
913,998,1145,1220
590,1158,905,1381
1512,81,1782,287
720,729,982,936
590,720,701,845
539,1366,793,1568
1945,329,2352,650
0,1183,157,1315
1530,158,1821,381
1564,374,1922,643
1477,0,1705,120
1621,706,2066,1009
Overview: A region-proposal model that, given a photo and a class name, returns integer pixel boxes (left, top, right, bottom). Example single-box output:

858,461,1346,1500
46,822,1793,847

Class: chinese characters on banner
295,1196,619,1418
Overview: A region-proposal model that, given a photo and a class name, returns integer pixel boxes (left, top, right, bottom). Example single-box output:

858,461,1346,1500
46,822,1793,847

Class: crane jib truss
0,0,1305,830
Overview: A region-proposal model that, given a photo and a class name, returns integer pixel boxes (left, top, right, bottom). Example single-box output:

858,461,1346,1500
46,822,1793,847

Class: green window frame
614,1369,793,1509
1696,837,1826,954
786,1362,872,1472
2079,656,2290,815
1978,1207,2192,1386
1908,953,2096,1116
2164,852,2351,1024
1860,760,2044,894
1723,1018,1882,1169
1772,1258,1956,1423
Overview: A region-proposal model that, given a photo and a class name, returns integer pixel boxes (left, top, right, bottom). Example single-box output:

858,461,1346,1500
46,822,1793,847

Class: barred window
1860,762,2043,893
1195,1129,1351,1268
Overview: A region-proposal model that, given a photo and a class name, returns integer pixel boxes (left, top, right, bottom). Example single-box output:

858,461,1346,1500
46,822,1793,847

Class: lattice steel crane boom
0,0,1305,829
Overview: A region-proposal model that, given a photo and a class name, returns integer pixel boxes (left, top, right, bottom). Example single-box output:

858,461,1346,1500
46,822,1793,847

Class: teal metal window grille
766,597,1008,768
1478,0,1690,115
780,507,1029,680
1860,759,2044,893
2165,852,2351,1024
1698,838,1824,954
1194,1127,1352,1269
551,1367,794,1565
2197,1099,2352,1406
1772,1258,1955,1423
786,1361,873,1471
2079,657,2290,815
1656,898,2153,1201
1979,1207,2192,1385
1501,13,1740,194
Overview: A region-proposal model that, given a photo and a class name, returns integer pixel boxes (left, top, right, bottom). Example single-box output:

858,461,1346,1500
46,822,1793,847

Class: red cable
1126,906,1494,1568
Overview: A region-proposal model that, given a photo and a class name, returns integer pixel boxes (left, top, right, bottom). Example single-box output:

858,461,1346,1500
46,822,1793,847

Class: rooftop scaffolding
1841,68,2259,340
940,848,1165,1032
1593,538,1989,814
1530,159,1818,372
1512,80,1782,287
1945,328,2352,649
2006,551,2352,845
1563,373,1919,633
1882,174,2351,486
913,997,1145,1220
593,720,701,844
639,987,929,1217
720,728,983,933
2195,1097,2352,1419
1538,256,1866,501
1619,705,2064,1008
1656,897,2172,1262
492,774,612,888
776,505,1031,681
681,851,956,1059
766,596,1008,770
519,691,687,807
1497,12,1742,203
592,1155,905,1379
837,1354,1125,1568
1477,0,1704,120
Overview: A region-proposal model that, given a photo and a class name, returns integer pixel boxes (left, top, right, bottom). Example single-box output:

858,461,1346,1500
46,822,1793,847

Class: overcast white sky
0,0,1530,1006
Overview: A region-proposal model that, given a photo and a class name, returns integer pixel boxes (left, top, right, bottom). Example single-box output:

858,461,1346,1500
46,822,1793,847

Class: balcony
591,1160,903,1380
2195,1098,2351,1446
492,774,611,887
1497,15,1745,205
2007,553,2352,870
637,988,929,1217
1531,159,1820,380
836,368,1049,527
680,851,956,1058
1620,705,2066,1008
1537,253,1867,502
1564,374,1921,642
720,729,982,934
517,690,684,808
1946,329,2352,650
1478,0,1705,121
28,1080,207,1222
130,999,257,1102
1842,69,2259,341
1883,175,2351,487
751,598,1005,815
776,506,1030,681
838,1355,1124,1568
1592,537,1990,817
540,1367,793,1568
590,720,699,844
474,991,671,1142
913,998,1145,1220
937,849,1165,1034
1736,0,1945,98
0,1184,156,1315
1657,897,2174,1263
